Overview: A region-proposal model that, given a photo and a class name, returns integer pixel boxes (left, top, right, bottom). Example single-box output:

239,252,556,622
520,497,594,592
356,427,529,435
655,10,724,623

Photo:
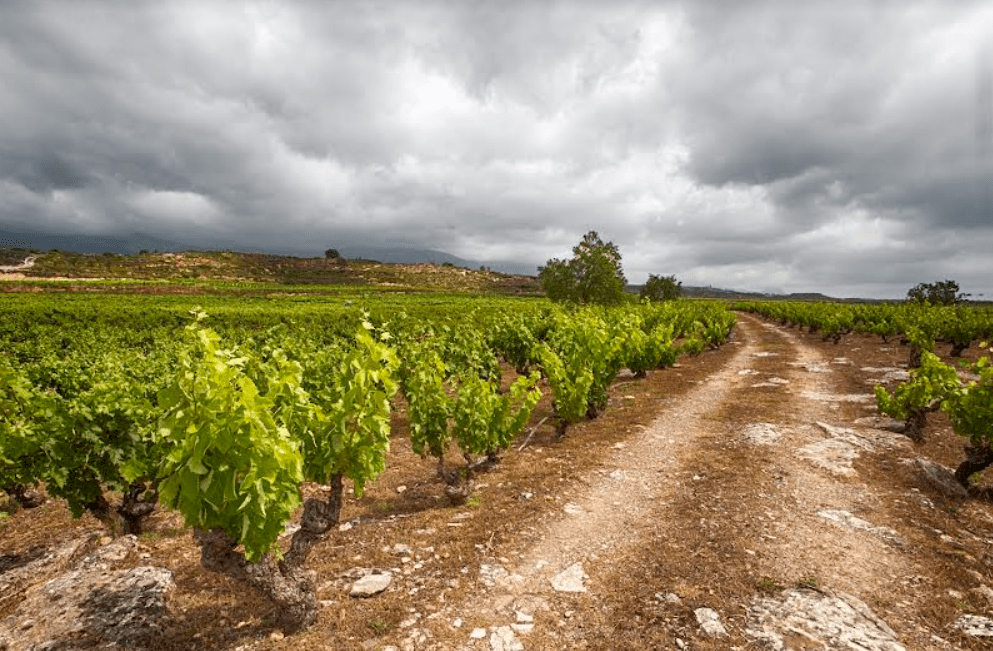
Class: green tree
325,248,341,259
538,231,627,305
907,280,967,305
640,274,682,302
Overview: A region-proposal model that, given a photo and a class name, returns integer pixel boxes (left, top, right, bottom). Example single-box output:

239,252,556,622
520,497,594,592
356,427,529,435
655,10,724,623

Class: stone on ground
954,614,993,637
744,423,781,445
694,607,728,637
746,588,905,650
550,563,587,593
0,536,173,651
350,571,393,597
914,458,968,498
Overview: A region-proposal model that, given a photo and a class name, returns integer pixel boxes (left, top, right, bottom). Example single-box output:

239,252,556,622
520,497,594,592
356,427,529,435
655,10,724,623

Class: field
2,254,993,650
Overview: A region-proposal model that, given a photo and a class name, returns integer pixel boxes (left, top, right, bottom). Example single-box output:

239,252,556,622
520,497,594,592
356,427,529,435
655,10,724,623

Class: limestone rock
746,588,905,650
817,510,903,546
744,423,782,445
802,391,873,403
915,458,968,498
797,438,863,476
350,571,392,597
853,416,906,434
0,534,98,614
694,607,728,637
490,625,524,651
0,536,174,651
954,614,993,637
550,563,587,593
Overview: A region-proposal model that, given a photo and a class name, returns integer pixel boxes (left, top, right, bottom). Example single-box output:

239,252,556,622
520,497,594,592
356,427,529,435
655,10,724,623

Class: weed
797,576,819,589
465,495,482,508
367,618,392,635
755,578,783,592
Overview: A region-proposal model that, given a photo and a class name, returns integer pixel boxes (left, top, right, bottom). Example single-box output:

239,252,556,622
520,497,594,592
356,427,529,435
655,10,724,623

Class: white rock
695,608,728,637
350,572,392,597
744,423,781,445
470,628,487,639
817,510,903,545
955,614,993,637
490,626,524,651
551,563,587,593
746,588,905,650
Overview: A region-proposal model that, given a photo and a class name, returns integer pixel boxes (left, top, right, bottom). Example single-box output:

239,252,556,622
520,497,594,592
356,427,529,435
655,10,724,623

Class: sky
1,1,992,299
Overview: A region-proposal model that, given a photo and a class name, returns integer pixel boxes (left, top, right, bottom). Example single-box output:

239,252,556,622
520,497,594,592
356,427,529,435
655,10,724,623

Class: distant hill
0,230,538,276
0,247,542,295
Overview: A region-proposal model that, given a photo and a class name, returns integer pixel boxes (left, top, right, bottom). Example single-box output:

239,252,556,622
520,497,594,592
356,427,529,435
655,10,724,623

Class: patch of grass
755,577,783,592
797,575,819,589
367,618,392,635
465,495,482,508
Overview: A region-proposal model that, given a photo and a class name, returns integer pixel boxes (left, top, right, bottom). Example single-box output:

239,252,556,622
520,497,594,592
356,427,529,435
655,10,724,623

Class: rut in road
404,314,935,650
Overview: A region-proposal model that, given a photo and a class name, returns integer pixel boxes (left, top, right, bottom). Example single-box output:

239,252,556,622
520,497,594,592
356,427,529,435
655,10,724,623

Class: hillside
0,248,542,294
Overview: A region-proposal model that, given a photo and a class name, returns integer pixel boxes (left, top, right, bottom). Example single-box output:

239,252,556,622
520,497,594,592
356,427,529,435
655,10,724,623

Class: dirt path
0,254,38,273
403,314,976,650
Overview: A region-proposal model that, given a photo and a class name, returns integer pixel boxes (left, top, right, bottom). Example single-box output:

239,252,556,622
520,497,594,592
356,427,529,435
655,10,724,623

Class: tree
325,248,341,260
907,280,968,305
538,231,627,305
640,274,682,302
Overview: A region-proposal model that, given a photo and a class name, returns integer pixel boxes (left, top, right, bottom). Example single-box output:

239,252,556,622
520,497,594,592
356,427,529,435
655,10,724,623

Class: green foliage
0,356,57,496
488,314,542,374
296,320,398,493
404,347,453,461
452,373,541,456
941,353,993,449
908,279,967,305
404,347,540,463
640,274,682,302
626,320,677,376
324,248,341,259
538,231,627,305
874,351,959,420
538,344,593,429
156,319,305,562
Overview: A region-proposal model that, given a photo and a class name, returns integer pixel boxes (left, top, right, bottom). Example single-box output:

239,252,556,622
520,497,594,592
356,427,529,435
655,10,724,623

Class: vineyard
2,288,993,649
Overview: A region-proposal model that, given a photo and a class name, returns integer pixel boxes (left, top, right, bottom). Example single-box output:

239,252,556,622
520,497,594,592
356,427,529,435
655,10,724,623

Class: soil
2,313,993,650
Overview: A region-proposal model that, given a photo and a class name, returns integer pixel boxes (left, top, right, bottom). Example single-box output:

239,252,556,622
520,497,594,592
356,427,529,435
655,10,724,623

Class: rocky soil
2,313,993,650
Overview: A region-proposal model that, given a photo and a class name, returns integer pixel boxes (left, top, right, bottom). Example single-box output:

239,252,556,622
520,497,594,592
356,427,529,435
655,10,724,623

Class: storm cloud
1,0,991,298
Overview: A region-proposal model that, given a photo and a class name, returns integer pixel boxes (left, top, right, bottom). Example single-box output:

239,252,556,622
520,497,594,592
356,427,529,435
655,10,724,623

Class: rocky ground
2,313,993,650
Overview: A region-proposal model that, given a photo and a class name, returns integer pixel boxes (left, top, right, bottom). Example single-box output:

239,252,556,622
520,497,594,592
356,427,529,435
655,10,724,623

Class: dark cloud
0,1,991,298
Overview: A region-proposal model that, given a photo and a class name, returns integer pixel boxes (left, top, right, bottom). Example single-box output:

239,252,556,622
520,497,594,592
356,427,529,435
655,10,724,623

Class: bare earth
2,314,992,650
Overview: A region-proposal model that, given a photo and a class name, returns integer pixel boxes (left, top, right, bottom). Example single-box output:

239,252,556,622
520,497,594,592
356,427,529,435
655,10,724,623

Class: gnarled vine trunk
117,482,158,535
2,483,46,509
194,474,344,633
954,445,993,487
949,341,970,357
903,409,929,443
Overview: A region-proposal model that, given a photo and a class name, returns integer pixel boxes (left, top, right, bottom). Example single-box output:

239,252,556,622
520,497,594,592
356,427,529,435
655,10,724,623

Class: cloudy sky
1,1,992,298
